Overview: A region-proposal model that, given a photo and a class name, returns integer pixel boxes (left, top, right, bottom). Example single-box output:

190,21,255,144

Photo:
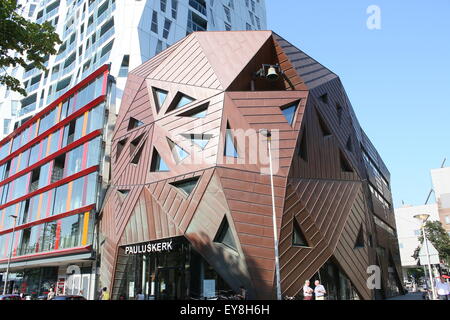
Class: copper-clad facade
99,31,403,300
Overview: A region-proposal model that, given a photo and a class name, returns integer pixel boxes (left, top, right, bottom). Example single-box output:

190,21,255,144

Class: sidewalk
387,292,425,300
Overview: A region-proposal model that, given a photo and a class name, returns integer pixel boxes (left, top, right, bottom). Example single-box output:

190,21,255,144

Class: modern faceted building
0,0,266,138
99,30,404,300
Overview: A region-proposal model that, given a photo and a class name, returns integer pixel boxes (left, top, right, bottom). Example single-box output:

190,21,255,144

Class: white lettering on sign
124,240,174,255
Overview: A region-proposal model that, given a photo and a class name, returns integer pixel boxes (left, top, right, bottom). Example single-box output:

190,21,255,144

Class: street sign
418,241,440,265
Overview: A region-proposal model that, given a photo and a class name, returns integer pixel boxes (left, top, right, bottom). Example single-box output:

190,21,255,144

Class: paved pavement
387,292,425,300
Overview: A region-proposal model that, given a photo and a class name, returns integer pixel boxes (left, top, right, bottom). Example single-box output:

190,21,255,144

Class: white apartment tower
0,0,267,137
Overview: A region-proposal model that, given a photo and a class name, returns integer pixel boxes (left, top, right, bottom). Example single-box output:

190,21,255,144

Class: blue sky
266,0,450,208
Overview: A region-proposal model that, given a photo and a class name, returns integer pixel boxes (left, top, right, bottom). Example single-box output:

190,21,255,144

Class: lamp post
3,215,18,295
413,213,436,300
260,129,282,300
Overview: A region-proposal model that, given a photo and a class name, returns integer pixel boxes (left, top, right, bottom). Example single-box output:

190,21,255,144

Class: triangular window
340,150,353,173
224,122,238,158
166,92,195,113
317,109,332,137
178,103,208,118
127,117,144,131
150,149,169,172
354,225,365,249
153,87,168,112
116,138,127,161
170,177,199,197
129,134,143,156
298,128,308,161
292,218,309,247
131,142,145,164
117,189,130,202
214,217,237,251
167,138,189,163
281,102,297,125
181,133,212,150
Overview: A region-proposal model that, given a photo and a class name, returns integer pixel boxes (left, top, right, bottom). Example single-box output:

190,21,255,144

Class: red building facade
0,65,113,299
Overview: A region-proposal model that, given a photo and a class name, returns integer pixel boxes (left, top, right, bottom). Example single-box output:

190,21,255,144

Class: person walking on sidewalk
303,280,314,300
314,280,327,300
435,277,450,300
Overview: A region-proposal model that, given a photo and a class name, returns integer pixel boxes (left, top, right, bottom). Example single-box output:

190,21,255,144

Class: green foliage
413,220,450,266
0,0,61,96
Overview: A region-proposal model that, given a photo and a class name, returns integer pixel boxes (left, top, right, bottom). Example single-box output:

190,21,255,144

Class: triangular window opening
340,151,353,173
167,138,189,163
116,138,127,161
178,102,209,118
281,102,298,126
224,122,238,158
127,117,144,131
166,92,195,113
170,177,200,197
292,218,309,247
117,189,130,201
214,216,237,251
150,149,170,172
298,129,308,161
319,93,328,104
131,143,145,164
354,225,365,249
346,136,353,152
316,109,332,137
153,87,168,112
181,133,213,150
129,134,144,156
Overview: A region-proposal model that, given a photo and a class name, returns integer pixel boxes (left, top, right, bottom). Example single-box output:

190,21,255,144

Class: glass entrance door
155,267,182,300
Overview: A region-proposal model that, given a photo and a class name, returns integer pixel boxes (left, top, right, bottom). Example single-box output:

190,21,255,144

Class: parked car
51,295,86,301
0,294,22,300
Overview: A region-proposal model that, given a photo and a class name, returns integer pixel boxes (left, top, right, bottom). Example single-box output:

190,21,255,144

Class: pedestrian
136,289,145,300
314,280,327,300
435,277,450,300
303,280,313,300
237,285,247,300
47,287,55,300
100,287,110,300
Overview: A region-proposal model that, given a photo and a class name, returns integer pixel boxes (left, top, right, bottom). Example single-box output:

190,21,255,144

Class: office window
167,138,189,163
246,23,251,30
224,123,238,158
223,6,231,23
249,11,255,25
160,0,167,12
170,177,199,197
119,55,129,77
59,214,82,249
214,217,237,251
150,149,169,172
155,40,163,55
281,103,297,126
151,10,158,33
163,19,171,39
255,16,261,29
171,0,178,19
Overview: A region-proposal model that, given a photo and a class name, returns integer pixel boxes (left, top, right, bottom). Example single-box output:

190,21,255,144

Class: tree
0,0,61,96
413,220,450,266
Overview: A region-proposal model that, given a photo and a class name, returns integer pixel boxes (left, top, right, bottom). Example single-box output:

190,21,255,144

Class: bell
266,66,279,81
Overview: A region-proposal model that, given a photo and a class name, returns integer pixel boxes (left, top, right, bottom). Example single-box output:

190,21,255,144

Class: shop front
113,237,232,300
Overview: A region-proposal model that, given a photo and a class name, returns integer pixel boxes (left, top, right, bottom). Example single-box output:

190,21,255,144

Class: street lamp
3,215,18,295
260,129,282,300
413,213,436,300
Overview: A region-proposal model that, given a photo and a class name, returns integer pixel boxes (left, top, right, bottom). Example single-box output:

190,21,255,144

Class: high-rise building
0,0,267,138
99,30,404,300
431,167,450,234
0,65,115,299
